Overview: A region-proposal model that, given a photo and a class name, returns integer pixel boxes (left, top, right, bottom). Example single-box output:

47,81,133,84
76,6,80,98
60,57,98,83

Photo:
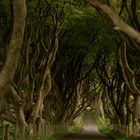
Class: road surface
62,113,115,140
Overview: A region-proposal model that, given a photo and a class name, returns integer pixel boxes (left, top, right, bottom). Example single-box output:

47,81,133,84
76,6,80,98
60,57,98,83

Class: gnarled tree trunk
88,0,140,45
0,0,27,139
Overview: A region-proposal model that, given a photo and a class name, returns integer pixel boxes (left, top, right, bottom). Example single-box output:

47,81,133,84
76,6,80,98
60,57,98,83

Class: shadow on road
64,133,113,140
61,112,115,140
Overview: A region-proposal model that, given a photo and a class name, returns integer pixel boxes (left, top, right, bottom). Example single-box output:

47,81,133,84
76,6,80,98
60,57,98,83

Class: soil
61,112,115,140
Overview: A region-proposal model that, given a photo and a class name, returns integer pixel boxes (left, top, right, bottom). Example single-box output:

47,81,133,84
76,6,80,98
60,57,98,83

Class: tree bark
0,0,26,97
88,0,140,45
0,0,27,138
118,42,140,95
0,0,26,86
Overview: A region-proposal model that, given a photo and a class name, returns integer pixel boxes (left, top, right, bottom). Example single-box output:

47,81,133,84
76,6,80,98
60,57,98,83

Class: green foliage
60,4,117,62
27,0,37,14
68,114,84,133
63,7,99,52
33,134,65,140
0,0,10,11
98,34,117,53
95,116,140,140
0,0,119,139
0,126,2,140
28,115,84,140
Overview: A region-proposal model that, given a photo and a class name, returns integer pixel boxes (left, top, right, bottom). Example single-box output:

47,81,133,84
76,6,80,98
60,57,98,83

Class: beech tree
0,0,27,139
1,0,140,139
89,0,140,45
88,0,140,136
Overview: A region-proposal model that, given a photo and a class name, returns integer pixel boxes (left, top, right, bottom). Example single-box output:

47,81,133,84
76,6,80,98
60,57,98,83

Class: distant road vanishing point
61,113,115,140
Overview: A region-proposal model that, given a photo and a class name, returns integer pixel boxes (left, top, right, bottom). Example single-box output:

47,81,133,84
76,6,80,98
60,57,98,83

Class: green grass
0,127,2,140
89,109,140,140
0,124,15,140
26,128,68,140
95,116,140,140
67,114,84,133
34,132,67,140
0,115,84,140
29,114,85,140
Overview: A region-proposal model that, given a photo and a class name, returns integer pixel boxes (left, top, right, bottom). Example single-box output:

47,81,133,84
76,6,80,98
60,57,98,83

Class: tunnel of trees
0,0,140,139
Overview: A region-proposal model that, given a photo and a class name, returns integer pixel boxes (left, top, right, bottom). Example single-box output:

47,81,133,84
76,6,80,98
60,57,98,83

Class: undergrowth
95,114,140,140
29,113,85,140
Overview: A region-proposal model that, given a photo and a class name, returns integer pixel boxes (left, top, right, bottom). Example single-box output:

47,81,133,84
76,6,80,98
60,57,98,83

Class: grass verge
95,117,140,140
33,114,85,140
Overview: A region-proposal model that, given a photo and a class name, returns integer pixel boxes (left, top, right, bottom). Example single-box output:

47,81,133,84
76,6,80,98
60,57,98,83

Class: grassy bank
95,116,140,140
30,114,85,140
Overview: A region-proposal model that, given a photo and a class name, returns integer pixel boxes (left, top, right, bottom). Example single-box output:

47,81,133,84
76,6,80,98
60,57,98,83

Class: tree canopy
0,0,140,139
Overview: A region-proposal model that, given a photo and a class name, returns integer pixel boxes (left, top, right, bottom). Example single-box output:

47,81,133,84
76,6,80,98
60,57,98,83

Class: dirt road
62,113,115,140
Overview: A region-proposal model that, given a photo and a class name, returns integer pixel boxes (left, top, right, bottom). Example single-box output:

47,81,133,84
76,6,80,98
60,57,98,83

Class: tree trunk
2,123,9,140
0,0,27,114
0,0,26,139
0,0,26,89
133,95,140,136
